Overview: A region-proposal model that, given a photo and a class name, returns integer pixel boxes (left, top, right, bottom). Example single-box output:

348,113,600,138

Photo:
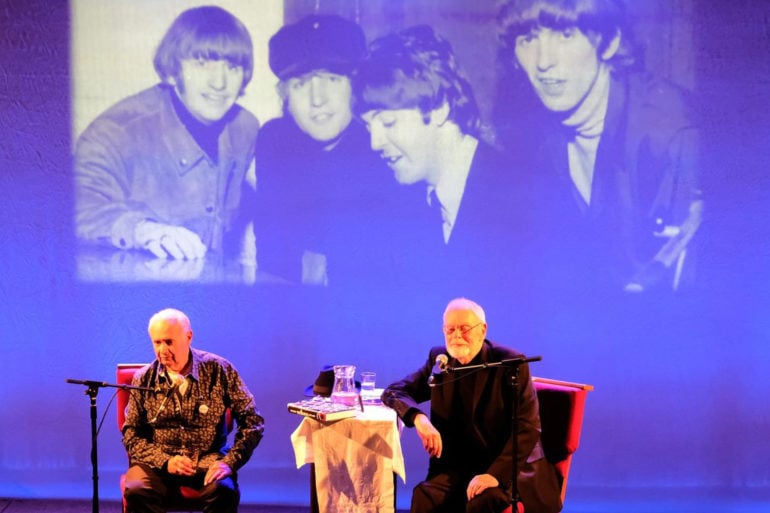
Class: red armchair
116,363,234,512
504,376,594,513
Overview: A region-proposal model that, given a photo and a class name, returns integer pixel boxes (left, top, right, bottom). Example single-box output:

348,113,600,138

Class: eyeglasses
442,322,482,337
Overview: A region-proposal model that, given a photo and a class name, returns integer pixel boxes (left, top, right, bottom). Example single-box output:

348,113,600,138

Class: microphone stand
443,355,542,513
66,378,154,513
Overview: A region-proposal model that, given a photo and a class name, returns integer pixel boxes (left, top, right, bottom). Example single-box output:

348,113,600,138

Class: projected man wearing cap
248,14,399,286
74,6,258,267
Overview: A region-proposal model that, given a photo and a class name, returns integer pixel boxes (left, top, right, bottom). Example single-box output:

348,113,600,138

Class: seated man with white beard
382,298,562,513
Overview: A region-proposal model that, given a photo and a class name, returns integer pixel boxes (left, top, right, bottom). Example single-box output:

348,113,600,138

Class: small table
290,404,406,513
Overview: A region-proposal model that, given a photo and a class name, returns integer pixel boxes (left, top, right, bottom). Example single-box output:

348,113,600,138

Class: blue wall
1,0,769,510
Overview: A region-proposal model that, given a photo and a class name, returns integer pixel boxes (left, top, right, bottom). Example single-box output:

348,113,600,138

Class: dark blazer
388,142,536,312
382,340,562,513
507,72,702,292
247,116,401,286
446,142,529,252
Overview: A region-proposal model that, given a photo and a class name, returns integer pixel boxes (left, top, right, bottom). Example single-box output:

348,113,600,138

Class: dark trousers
123,463,239,513
410,472,510,513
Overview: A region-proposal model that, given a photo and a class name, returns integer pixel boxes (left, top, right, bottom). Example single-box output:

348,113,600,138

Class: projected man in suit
353,25,533,301
74,6,258,264
496,0,704,293
248,14,400,286
382,298,562,513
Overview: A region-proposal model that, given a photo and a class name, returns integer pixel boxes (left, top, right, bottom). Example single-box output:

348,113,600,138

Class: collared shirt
74,84,259,252
426,137,479,243
122,348,264,472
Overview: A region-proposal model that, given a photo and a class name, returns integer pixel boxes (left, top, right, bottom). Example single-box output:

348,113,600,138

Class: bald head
148,308,191,333
148,308,192,373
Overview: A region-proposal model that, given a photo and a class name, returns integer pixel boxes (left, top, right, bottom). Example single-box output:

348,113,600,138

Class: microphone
66,378,109,388
154,375,170,393
428,354,449,387
150,377,180,423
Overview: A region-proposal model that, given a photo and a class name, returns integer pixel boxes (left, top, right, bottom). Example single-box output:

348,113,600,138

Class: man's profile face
172,57,244,124
361,108,442,186
443,307,487,365
514,26,608,114
286,71,353,142
149,319,192,373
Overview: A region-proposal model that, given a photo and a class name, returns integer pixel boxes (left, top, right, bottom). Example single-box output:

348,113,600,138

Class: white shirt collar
427,136,479,243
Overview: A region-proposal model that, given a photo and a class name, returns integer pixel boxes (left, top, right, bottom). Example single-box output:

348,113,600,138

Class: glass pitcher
330,365,358,406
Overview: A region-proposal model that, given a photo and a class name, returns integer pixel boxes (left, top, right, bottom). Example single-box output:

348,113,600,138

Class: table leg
310,463,319,513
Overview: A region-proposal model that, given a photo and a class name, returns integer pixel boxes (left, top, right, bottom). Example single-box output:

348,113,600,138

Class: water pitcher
331,364,358,406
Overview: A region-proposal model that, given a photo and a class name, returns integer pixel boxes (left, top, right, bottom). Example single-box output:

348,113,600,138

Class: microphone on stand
66,377,155,392
150,377,180,423
66,378,110,388
428,354,449,387
154,374,171,393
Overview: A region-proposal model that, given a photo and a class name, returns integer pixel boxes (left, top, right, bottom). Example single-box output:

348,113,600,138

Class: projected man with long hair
496,0,704,294
74,6,258,275
353,25,533,301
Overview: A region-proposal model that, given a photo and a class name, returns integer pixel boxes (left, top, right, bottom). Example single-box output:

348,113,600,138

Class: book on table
287,396,360,422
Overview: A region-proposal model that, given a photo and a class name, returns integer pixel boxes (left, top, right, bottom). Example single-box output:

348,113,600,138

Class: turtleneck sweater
562,64,612,205
170,87,228,163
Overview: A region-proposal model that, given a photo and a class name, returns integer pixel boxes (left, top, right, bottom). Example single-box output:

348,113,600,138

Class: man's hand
204,461,232,486
466,473,499,500
414,413,442,458
167,454,197,477
135,220,207,260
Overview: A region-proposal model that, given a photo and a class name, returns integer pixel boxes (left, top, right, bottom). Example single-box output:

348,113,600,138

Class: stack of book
287,396,360,422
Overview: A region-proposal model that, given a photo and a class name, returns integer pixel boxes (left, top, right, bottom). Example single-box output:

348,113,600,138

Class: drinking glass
360,371,378,404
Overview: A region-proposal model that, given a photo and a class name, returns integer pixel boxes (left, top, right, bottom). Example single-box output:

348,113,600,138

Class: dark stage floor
2,490,769,513
0,498,320,513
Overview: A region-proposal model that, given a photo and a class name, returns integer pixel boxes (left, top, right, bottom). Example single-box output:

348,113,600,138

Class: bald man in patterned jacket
122,308,264,513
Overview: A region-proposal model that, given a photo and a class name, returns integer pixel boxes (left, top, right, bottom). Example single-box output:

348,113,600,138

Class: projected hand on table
135,220,208,260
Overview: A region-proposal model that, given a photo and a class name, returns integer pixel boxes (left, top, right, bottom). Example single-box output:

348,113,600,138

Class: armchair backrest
532,376,593,503
116,363,146,431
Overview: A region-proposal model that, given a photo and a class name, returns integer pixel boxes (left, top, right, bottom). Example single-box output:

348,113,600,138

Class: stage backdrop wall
1,0,769,509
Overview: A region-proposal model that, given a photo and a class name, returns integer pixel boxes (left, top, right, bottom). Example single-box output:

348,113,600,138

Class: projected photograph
71,0,282,283
71,0,705,298
5,0,769,509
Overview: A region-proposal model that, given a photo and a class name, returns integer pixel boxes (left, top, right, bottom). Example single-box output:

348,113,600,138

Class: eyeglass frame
442,321,483,337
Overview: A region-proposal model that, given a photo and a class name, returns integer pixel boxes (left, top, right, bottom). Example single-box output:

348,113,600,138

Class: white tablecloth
290,404,406,513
